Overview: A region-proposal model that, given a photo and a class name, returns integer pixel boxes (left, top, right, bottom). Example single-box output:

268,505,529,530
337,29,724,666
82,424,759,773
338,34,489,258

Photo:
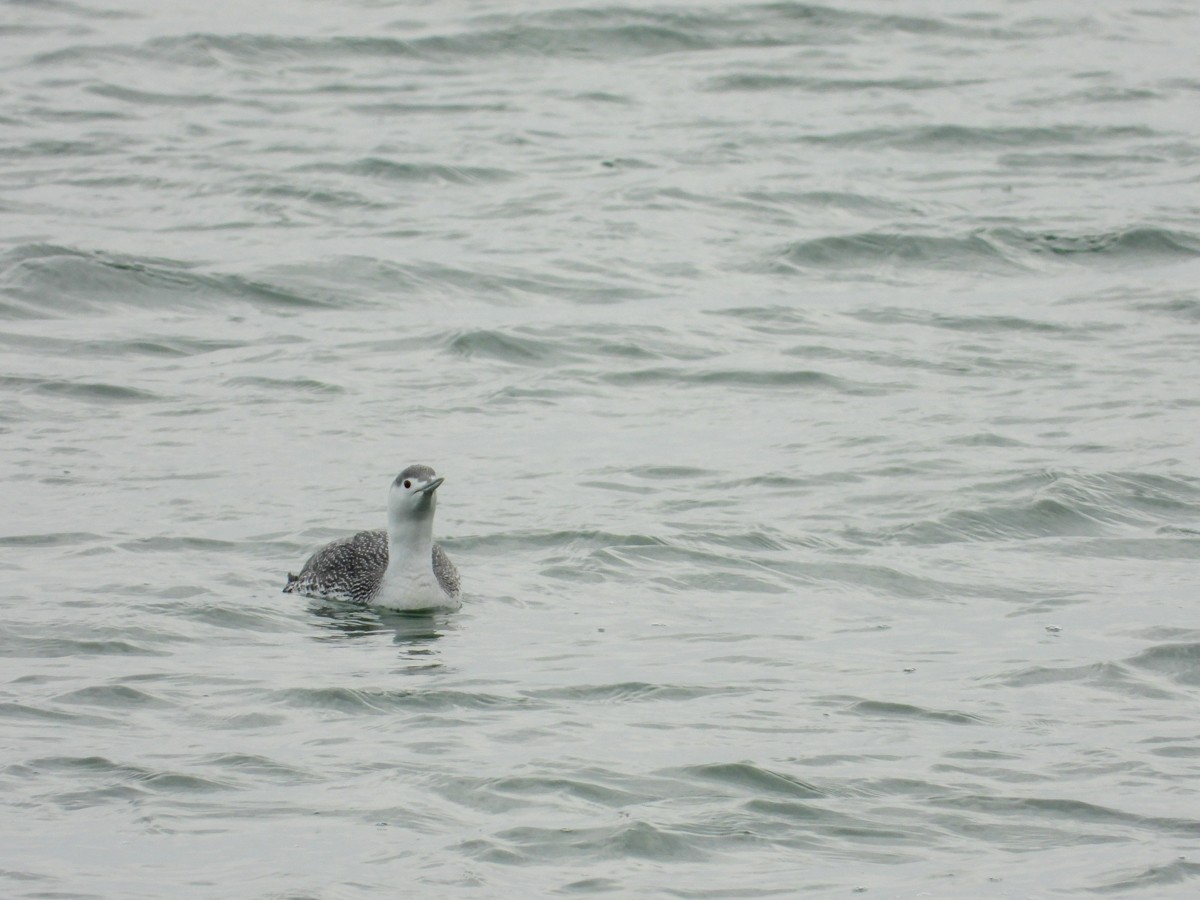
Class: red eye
403,480,412,489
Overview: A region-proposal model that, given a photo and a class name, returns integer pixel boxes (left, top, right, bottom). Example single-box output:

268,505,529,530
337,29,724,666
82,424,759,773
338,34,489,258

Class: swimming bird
283,464,461,611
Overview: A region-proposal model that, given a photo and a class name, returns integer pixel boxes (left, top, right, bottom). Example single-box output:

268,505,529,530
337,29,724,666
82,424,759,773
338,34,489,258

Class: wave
1134,294,1200,322
464,819,707,864
272,686,538,714
291,158,517,185
87,83,225,107
1090,859,1200,894
846,306,1093,334
54,685,175,709
0,244,332,319
26,6,1014,70
844,699,988,725
673,762,825,798
452,528,667,554
767,226,1200,274
1127,643,1200,688
798,123,1156,152
447,324,698,368
254,258,651,310
0,636,169,658
929,794,1200,837
0,331,244,358
602,366,886,394
523,682,751,703
448,329,571,366
0,247,651,320
991,657,1183,700
222,376,345,395
0,373,162,402
10,755,232,799
0,531,106,547
859,470,1200,546
705,74,981,93
771,231,1026,274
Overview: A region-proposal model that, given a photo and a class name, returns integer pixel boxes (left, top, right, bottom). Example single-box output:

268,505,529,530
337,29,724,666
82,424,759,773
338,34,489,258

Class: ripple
469,819,707,864
1091,859,1200,894
523,682,750,704
1132,293,1200,322
769,226,1200,276
0,636,169,658
0,703,121,726
867,470,1200,545
88,83,225,107
1126,643,1200,687
13,755,233,798
115,536,240,554
705,73,979,93
0,374,162,403
0,333,244,358
53,685,175,709
677,762,825,799
0,531,105,547
770,231,1025,274
273,686,537,714
849,306,1084,334
293,158,517,185
845,700,987,725
456,772,643,809
801,123,1157,151
24,3,1033,76
223,376,345,395
197,753,317,782
602,366,887,394
932,794,1200,837
0,244,333,318
448,329,568,366
989,661,1178,700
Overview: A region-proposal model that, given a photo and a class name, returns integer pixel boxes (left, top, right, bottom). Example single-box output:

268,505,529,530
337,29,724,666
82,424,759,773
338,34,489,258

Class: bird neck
386,513,434,574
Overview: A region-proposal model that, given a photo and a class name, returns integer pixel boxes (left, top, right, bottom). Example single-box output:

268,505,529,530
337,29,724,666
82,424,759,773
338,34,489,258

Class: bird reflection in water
307,600,452,668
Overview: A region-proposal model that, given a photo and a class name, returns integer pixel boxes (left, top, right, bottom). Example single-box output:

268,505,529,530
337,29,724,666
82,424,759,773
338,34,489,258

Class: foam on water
3,0,1200,896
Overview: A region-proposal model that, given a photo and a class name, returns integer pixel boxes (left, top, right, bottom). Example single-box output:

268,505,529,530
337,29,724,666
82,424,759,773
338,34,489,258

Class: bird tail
282,572,299,593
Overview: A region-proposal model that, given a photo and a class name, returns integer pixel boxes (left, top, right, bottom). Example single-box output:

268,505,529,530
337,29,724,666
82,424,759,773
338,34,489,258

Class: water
3,0,1199,895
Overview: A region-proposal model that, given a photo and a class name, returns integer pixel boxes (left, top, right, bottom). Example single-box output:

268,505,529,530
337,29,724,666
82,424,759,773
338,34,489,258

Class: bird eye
403,480,412,489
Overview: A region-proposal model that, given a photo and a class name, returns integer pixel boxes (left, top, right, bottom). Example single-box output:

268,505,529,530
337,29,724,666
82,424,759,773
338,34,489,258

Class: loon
283,464,461,611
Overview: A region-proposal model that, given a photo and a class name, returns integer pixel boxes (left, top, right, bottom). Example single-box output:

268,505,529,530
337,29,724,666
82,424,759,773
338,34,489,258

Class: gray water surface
3,1,1200,896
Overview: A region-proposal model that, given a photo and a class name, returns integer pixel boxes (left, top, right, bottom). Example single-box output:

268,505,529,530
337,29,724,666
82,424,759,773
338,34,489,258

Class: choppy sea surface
3,0,1200,896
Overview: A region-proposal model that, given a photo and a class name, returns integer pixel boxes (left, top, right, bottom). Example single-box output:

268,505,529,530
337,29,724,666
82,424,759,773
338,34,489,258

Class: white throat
374,503,447,610
386,511,433,574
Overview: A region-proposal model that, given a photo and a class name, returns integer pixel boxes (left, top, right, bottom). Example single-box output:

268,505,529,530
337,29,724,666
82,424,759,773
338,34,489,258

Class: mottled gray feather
283,529,459,604
432,543,461,597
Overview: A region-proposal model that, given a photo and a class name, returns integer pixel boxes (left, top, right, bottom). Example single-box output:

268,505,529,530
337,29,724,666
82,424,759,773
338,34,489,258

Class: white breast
373,563,459,612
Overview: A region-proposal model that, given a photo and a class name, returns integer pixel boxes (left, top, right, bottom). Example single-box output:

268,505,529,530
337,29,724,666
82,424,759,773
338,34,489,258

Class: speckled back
284,529,460,603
